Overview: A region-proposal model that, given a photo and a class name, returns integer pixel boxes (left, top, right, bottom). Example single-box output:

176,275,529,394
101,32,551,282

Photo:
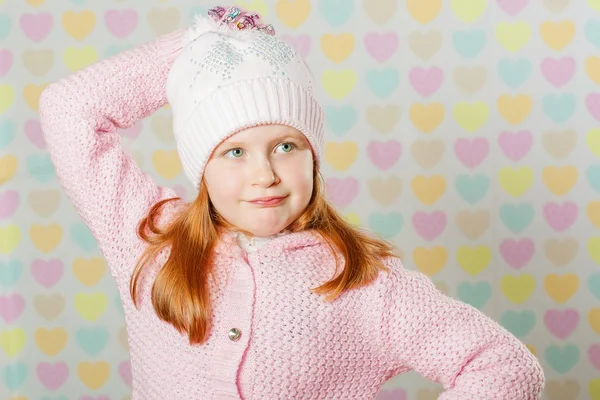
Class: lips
248,195,287,205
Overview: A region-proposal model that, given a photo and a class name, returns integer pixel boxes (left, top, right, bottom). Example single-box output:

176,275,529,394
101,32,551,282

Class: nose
251,158,279,187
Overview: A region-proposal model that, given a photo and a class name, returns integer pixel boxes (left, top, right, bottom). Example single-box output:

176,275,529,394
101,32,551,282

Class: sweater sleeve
38,28,186,278
380,259,545,400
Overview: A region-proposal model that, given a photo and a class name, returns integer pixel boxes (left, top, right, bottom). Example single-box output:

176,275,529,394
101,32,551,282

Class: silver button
228,328,241,341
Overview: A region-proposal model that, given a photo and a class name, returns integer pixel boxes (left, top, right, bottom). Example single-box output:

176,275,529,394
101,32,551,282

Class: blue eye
224,142,296,158
225,148,244,158
277,142,296,153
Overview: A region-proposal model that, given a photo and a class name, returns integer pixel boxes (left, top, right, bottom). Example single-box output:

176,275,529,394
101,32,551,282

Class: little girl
39,5,545,399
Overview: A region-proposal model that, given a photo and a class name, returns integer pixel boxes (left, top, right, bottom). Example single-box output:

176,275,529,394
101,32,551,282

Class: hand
207,5,275,35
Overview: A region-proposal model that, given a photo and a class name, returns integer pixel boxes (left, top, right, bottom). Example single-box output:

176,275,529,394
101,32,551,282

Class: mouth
248,195,287,206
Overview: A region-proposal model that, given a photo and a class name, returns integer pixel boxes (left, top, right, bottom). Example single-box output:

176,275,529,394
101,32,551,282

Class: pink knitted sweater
38,28,545,400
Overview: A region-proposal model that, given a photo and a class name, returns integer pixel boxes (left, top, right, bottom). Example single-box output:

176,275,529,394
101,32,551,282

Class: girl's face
203,124,314,238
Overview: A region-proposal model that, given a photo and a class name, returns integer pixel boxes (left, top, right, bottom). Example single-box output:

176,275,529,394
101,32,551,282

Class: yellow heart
496,22,531,52
343,212,361,227
413,246,447,277
34,294,65,321
497,94,533,125
411,175,446,205
589,308,600,335
410,102,445,133
368,176,402,206
321,34,355,64
0,84,15,113
74,292,107,321
147,7,181,35
28,189,61,217
364,0,398,25
498,167,534,197
35,327,68,356
544,273,578,304
590,378,600,400
78,361,110,390
23,83,47,112
275,0,310,29
586,129,600,158
151,114,174,144
588,0,600,11
406,0,442,24
30,224,62,253
543,130,577,159
73,258,106,287
152,150,182,180
0,328,26,357
26,0,45,5
321,69,357,100
22,50,54,77
0,155,18,185
325,141,358,171
62,10,96,41
501,274,535,304
450,0,486,22
542,165,577,195
0,225,21,255
544,238,578,267
455,210,489,240
453,102,489,132
588,202,600,228
586,57,600,85
63,46,98,72
410,139,445,169
526,344,536,356
589,237,600,264
366,105,401,134
540,20,575,51
456,245,491,276
545,380,581,400
234,0,268,16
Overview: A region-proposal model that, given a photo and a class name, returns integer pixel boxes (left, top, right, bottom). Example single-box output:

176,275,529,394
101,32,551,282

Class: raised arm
38,28,185,278
380,259,545,399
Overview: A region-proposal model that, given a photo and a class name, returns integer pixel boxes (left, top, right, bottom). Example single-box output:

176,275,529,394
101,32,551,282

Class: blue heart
26,154,55,183
497,58,531,89
499,203,534,233
366,68,399,98
105,44,133,58
545,345,579,374
0,120,16,149
189,6,208,23
587,165,600,192
325,106,357,136
452,29,486,58
456,281,491,310
0,14,11,41
76,327,109,356
585,19,600,48
542,93,576,124
589,273,600,301
319,0,354,27
1,363,27,391
69,0,85,4
71,222,98,252
455,174,489,205
368,212,403,239
115,293,124,315
0,259,23,288
500,310,536,339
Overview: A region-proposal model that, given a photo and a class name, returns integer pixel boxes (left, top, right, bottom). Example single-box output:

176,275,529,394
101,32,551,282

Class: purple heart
36,361,68,390
454,138,489,168
540,57,575,88
409,66,444,97
25,119,46,149
31,259,63,288
544,309,578,340
280,34,311,59
0,49,13,78
499,238,534,269
586,93,600,121
498,130,533,161
119,361,132,386
364,32,399,63
543,201,577,232
367,140,402,171
412,211,447,241
20,13,53,42
0,190,19,219
0,294,25,323
326,177,359,208
589,343,600,371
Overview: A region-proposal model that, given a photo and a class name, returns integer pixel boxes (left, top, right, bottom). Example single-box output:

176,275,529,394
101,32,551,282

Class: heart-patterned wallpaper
1,0,600,399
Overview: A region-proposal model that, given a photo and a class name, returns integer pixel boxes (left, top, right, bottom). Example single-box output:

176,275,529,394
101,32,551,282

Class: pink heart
31,259,63,288
367,140,402,171
496,0,528,16
326,177,359,208
0,294,25,324
412,211,446,241
364,32,398,63
589,343,600,371
119,361,132,386
20,13,53,42
454,138,489,168
105,9,138,39
0,49,13,78
36,361,68,390
498,131,533,161
81,396,110,400
25,119,46,149
543,201,577,232
586,93,600,121
540,57,575,88
172,184,189,201
120,120,142,141
409,67,443,97
0,190,19,219
544,309,578,340
499,238,534,269
281,35,311,59
376,388,408,400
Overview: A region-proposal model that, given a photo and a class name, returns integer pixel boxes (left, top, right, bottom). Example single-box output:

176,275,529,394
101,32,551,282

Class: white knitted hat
166,6,325,191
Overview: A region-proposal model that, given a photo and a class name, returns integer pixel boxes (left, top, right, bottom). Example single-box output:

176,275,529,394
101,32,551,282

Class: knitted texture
38,28,545,400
